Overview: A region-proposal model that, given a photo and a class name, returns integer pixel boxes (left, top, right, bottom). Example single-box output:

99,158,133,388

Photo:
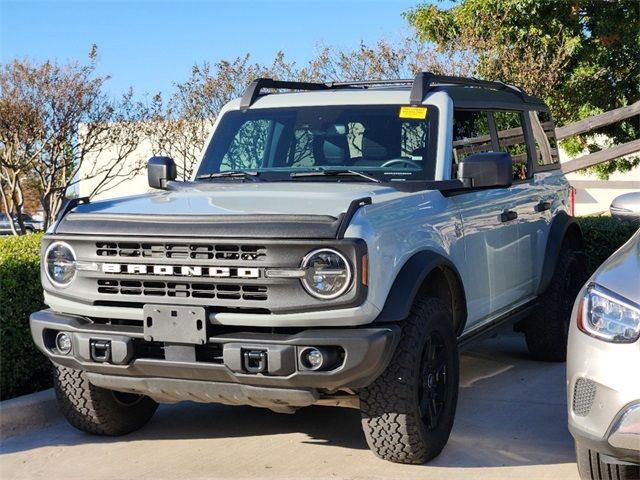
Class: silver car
610,192,640,222
567,228,640,479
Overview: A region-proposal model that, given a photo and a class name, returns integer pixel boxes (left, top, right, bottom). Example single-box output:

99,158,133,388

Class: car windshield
196,105,438,182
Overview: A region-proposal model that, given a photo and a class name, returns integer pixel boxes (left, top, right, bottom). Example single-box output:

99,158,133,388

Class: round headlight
301,248,352,299
45,242,76,287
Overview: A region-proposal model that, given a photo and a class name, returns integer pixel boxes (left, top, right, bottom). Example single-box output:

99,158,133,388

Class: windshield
197,105,438,182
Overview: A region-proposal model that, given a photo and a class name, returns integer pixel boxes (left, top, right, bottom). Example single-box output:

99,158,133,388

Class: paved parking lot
0,332,579,480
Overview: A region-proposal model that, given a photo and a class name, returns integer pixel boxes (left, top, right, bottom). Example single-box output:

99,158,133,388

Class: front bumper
30,309,400,408
567,300,640,464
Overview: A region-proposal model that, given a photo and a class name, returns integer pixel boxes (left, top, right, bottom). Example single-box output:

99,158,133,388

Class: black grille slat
97,280,268,301
95,242,266,262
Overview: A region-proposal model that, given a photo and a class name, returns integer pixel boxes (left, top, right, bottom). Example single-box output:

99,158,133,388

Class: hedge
0,233,50,400
0,217,637,400
577,216,639,275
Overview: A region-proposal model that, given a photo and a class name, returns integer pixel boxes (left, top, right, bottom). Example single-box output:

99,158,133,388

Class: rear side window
530,111,559,167
493,111,529,180
452,110,492,163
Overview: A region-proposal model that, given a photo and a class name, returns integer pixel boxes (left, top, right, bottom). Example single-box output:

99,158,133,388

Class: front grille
47,236,365,314
97,279,268,301
573,378,597,416
96,242,267,261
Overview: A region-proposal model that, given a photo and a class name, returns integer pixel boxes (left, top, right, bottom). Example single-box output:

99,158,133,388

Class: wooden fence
559,101,640,173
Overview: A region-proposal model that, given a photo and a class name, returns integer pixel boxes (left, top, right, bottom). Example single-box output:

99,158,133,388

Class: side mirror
458,152,513,189
148,156,177,189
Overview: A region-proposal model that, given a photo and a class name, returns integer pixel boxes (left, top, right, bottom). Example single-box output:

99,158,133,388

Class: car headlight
45,242,77,287
578,284,640,343
301,248,352,300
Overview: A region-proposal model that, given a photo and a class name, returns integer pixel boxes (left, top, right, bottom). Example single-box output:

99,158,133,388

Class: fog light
55,332,72,355
300,347,323,370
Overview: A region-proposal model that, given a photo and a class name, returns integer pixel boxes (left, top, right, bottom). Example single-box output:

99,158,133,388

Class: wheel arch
537,211,585,295
374,250,467,336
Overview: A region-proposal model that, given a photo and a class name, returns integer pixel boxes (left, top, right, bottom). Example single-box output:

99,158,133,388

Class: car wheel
359,297,459,464
54,365,158,435
524,247,586,361
575,442,640,480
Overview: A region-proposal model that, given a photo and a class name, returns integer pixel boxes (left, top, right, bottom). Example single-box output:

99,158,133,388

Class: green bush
577,216,639,276
0,233,51,400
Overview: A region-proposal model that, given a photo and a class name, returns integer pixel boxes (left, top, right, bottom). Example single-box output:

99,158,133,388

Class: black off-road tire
54,365,158,436
575,443,640,480
524,248,586,362
359,297,459,464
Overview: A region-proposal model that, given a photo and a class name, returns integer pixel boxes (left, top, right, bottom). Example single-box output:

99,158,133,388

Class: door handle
535,201,551,212
500,210,518,222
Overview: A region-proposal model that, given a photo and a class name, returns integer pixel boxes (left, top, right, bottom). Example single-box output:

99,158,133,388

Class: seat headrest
361,126,393,160
313,134,350,165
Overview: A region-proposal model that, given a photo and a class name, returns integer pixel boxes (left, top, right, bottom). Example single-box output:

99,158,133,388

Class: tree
0,47,144,232
405,0,640,178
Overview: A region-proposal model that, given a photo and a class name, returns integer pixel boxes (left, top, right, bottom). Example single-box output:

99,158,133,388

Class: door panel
451,188,520,325
510,182,545,298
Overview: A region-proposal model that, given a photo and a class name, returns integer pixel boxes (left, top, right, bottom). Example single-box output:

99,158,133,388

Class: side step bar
457,300,538,352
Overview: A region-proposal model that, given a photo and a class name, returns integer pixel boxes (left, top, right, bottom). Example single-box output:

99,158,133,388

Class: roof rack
240,72,526,108
409,72,525,105
240,79,330,109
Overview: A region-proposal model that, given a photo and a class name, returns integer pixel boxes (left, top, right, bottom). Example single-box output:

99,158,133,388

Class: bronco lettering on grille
101,263,260,278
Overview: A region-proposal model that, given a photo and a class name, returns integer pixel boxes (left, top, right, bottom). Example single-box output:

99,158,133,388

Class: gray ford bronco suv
30,73,586,464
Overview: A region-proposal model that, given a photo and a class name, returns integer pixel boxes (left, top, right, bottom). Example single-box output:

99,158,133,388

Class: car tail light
569,186,576,217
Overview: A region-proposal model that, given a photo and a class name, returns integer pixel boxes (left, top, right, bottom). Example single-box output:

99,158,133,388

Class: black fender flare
374,250,467,333
536,211,585,295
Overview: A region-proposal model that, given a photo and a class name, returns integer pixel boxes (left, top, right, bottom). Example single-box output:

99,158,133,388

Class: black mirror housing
148,156,177,189
458,152,513,189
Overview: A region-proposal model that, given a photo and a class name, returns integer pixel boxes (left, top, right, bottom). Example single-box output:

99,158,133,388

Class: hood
72,182,403,218
593,229,640,303
55,182,407,239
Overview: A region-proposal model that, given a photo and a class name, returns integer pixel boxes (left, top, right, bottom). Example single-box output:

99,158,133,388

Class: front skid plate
86,372,319,411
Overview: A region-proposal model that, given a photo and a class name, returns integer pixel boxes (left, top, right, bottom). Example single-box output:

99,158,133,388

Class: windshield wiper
196,170,263,182
290,169,381,183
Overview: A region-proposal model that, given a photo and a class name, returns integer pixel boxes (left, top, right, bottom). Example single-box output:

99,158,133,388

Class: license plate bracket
143,305,207,345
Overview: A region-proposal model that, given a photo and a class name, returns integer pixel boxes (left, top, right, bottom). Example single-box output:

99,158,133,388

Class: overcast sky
1,0,443,98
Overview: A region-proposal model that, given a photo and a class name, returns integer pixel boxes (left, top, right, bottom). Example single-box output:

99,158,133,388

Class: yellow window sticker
399,106,428,120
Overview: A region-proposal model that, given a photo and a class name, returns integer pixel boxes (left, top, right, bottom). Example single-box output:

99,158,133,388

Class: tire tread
54,365,157,436
360,298,458,464
576,443,640,480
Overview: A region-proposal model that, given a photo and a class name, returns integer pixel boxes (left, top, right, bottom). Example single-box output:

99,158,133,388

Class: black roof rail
409,72,525,105
328,79,414,88
240,78,330,109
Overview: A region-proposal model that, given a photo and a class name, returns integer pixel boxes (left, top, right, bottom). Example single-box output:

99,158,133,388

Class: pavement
0,332,579,480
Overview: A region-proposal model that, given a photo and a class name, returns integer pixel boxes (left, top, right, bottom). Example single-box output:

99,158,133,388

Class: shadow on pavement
0,333,576,469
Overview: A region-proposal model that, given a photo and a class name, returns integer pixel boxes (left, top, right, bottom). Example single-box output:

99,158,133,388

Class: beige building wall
560,147,640,217
78,137,155,201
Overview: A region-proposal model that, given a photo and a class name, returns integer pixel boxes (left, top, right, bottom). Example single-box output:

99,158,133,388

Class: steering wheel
380,158,422,169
